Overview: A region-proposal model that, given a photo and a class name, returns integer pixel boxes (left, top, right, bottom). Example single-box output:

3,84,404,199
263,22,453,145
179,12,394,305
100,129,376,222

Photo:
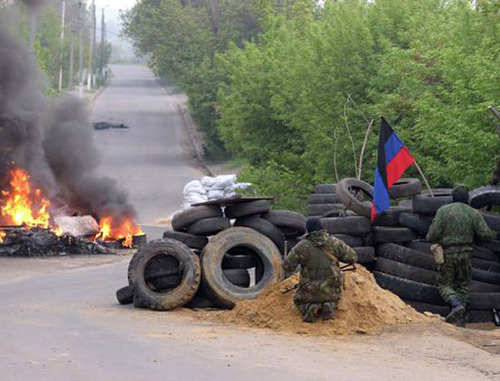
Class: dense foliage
123,0,499,210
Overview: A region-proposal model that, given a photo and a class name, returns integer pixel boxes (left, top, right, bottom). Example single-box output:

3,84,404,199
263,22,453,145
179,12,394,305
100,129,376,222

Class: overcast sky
94,0,137,10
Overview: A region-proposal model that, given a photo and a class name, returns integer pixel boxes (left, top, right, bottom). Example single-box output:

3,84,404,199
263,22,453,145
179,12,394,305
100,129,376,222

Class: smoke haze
0,6,136,222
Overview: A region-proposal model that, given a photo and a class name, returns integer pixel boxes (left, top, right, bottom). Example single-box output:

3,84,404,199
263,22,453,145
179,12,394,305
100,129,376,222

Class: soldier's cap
451,184,469,204
452,184,469,201
306,218,323,233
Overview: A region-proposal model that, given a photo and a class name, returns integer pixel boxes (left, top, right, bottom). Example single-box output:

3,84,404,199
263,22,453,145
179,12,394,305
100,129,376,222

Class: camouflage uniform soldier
283,218,357,323
427,184,494,325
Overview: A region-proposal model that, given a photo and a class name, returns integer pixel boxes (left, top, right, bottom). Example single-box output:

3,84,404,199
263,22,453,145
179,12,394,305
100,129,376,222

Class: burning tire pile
117,199,306,310
308,178,500,323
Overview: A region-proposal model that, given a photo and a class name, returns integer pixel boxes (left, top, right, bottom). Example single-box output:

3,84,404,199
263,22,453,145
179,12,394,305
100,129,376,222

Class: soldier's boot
297,304,308,317
445,296,465,323
303,303,321,323
455,315,466,328
320,302,336,321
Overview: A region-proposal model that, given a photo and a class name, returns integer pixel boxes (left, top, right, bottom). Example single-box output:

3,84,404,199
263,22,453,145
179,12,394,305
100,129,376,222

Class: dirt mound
202,265,436,335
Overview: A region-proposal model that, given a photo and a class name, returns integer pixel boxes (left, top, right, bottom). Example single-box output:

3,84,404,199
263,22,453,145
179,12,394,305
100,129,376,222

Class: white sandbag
185,194,208,205
53,215,100,237
212,174,237,190
208,189,226,200
185,187,207,196
233,182,252,190
183,180,205,195
201,176,216,187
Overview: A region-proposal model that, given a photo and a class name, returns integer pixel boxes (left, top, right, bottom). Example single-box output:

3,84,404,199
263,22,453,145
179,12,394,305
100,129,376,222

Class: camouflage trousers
437,250,472,306
293,279,341,320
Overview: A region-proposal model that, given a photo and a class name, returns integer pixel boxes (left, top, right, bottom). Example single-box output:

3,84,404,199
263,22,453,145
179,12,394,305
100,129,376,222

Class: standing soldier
427,184,494,326
283,218,357,323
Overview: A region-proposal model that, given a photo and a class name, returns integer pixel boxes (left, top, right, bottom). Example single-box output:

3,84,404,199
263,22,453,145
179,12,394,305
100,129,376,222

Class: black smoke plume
0,13,137,222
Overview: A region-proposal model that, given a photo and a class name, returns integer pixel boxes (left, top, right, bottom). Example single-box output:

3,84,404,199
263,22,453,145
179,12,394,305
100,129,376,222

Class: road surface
0,65,498,380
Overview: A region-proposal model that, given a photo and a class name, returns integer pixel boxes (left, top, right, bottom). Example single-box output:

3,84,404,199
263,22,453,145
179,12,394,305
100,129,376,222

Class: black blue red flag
371,117,415,222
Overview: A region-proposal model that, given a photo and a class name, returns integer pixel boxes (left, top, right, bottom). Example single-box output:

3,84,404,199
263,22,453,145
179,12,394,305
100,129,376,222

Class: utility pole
92,0,96,86
58,0,66,92
68,0,75,89
28,9,36,54
78,0,83,88
87,0,95,90
100,8,105,79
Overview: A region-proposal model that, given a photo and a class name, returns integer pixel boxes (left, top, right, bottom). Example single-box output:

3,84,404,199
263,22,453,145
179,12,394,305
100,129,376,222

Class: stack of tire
308,178,500,323
116,199,306,310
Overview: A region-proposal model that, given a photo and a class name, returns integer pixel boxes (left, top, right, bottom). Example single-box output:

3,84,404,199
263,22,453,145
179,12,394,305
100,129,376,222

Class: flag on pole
371,117,415,222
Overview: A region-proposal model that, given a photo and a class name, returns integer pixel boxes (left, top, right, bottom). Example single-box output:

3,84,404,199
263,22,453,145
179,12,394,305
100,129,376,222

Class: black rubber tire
377,243,436,271
116,285,134,305
469,185,500,208
130,239,201,311
404,301,498,323
472,268,500,285
262,210,307,238
224,200,270,219
467,293,500,309
398,199,413,209
403,300,449,316
470,280,500,292
389,178,422,199
479,211,500,231
333,234,363,247
234,215,285,253
405,240,432,254
475,239,500,254
373,206,411,227
147,274,183,291
362,233,375,246
373,227,416,243
314,184,337,194
466,310,496,324
184,288,221,309
374,271,445,305
186,217,231,236
412,189,453,215
354,246,375,264
222,252,258,270
375,257,437,285
472,245,499,262
162,230,208,250
321,216,371,235
472,257,500,272
172,205,222,232
308,194,341,204
398,213,431,235
128,246,180,285
223,269,251,288
201,227,283,309
337,178,374,218
308,203,345,216
418,214,435,223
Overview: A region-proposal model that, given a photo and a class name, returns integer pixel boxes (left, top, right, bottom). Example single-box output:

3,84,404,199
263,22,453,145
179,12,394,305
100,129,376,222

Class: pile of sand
201,265,437,335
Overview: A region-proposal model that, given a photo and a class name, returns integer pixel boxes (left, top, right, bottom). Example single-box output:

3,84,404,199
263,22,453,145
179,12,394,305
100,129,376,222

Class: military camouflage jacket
427,202,494,251
283,231,357,285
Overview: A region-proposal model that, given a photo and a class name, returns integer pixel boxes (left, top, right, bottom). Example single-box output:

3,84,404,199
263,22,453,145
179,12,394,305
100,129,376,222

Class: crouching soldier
283,218,357,323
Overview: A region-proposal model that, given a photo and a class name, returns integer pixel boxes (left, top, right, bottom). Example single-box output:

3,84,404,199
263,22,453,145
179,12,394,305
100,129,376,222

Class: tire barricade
116,200,303,310
307,179,500,324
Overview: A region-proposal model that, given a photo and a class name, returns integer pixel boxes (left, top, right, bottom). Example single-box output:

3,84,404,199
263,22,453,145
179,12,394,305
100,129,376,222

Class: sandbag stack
183,175,251,207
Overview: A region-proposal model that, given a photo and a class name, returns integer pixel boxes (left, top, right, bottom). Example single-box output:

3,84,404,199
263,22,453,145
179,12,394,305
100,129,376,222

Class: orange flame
0,231,5,243
1,167,51,229
95,216,143,248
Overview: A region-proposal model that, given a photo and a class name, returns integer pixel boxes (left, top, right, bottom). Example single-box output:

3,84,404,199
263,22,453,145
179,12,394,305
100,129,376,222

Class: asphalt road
0,65,498,381
91,64,202,228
